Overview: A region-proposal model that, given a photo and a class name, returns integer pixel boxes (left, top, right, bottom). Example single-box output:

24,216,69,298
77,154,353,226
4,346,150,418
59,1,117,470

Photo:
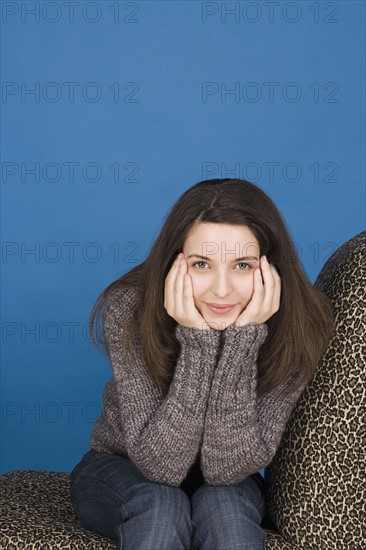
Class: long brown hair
89,179,334,398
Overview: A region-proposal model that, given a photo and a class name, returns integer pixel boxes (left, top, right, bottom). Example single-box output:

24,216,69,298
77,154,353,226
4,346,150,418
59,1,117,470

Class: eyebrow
187,254,259,262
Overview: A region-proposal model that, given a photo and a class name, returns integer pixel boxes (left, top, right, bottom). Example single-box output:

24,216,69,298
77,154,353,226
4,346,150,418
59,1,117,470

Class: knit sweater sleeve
103,287,221,486
201,323,307,485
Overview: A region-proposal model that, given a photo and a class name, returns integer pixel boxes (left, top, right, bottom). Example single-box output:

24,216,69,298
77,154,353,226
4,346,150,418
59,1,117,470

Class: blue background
1,0,365,474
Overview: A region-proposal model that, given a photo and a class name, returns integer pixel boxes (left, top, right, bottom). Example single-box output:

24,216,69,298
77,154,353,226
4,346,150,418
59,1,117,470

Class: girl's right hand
164,253,214,331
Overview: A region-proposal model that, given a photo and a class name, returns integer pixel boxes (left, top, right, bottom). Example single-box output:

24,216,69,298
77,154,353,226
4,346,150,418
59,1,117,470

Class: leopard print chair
263,229,365,549
1,230,364,549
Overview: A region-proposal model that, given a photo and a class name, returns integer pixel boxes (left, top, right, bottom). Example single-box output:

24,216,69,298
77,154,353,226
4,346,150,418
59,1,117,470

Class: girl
70,178,334,549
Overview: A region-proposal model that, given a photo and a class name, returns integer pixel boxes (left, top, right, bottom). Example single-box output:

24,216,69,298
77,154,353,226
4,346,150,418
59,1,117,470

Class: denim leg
70,449,193,550
190,472,266,550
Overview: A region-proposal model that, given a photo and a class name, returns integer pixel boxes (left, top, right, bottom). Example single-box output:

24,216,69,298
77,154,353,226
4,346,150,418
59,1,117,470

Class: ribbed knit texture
90,286,307,486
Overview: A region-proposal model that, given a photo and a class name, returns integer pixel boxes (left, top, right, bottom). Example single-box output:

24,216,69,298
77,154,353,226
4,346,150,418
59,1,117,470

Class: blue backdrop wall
1,0,365,474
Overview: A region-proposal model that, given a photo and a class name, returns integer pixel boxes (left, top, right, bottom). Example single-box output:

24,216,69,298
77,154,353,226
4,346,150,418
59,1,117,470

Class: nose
211,272,232,298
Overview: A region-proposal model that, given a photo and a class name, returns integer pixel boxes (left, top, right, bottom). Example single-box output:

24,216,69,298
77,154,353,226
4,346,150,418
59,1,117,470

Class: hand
234,255,281,327
164,253,214,331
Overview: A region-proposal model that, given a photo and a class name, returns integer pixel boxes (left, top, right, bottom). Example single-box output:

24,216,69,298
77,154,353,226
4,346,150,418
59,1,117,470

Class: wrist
175,323,221,345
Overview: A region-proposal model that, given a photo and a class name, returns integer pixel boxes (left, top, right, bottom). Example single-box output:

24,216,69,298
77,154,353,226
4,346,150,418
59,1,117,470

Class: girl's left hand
234,255,281,327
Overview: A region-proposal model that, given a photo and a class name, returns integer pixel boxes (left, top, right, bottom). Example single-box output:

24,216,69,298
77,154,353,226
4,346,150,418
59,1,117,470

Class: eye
236,262,252,270
191,261,252,270
192,261,208,269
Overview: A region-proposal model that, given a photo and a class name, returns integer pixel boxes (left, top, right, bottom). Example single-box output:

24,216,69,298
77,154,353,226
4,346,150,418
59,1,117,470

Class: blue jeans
70,448,266,550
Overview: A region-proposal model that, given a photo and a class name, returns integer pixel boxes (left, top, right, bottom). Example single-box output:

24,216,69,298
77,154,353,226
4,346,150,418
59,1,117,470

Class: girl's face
182,222,261,330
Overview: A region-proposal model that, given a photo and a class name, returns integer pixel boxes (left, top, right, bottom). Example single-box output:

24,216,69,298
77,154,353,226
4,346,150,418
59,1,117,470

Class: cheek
237,276,255,303
188,272,197,293
188,273,204,300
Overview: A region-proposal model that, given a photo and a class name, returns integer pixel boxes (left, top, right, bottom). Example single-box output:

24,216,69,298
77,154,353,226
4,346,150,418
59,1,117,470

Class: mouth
205,303,236,315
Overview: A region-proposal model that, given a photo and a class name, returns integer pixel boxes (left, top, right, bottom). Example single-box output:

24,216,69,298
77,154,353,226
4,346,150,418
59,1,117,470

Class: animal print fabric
1,469,289,549
0,470,114,549
264,230,366,549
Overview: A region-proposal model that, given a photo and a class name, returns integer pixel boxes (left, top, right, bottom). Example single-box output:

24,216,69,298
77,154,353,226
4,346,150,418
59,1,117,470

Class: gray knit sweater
90,286,307,486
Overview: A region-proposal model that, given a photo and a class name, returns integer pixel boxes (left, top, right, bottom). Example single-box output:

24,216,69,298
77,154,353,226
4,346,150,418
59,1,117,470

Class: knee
192,484,259,514
192,483,265,524
70,475,126,541
126,481,191,522
192,484,242,507
122,483,193,547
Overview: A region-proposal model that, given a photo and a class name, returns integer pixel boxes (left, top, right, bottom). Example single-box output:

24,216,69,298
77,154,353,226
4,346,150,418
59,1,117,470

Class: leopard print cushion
0,470,114,549
0,469,289,549
264,230,366,549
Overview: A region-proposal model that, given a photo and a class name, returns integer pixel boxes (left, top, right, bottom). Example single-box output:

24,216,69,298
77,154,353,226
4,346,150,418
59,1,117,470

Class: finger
262,258,280,313
182,271,194,314
250,267,264,313
164,254,181,311
261,256,275,285
267,263,281,308
260,256,276,309
173,254,186,315
177,256,201,326
164,256,179,305
271,265,281,312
